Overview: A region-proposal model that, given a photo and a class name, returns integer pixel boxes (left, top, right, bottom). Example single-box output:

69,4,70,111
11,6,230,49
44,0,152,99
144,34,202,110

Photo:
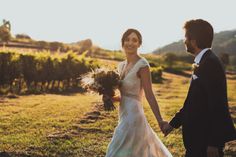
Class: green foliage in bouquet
81,68,121,111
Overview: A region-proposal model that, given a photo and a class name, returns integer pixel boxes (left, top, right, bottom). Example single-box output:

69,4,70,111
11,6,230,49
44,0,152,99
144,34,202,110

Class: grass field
0,72,235,157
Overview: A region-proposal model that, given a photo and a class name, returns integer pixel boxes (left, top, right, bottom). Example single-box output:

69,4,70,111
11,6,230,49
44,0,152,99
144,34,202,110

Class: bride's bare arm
138,66,164,125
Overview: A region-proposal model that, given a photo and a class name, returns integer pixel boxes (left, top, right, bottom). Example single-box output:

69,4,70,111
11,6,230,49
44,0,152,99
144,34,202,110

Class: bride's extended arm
138,66,164,125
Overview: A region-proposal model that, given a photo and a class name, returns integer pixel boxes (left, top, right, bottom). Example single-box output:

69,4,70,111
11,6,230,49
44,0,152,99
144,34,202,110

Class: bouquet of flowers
81,68,121,111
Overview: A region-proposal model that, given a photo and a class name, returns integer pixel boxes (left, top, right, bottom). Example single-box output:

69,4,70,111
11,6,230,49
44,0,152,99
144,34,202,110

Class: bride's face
123,32,141,54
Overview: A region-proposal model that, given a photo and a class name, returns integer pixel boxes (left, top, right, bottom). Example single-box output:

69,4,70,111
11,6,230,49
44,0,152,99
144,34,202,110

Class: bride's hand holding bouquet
81,68,121,111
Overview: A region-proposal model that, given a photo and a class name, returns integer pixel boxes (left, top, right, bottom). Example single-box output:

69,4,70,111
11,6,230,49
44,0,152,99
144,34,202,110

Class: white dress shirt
191,48,210,81
194,48,210,64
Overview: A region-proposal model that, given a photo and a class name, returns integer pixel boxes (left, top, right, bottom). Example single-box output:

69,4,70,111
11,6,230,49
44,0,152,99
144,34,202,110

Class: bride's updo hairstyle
121,29,142,47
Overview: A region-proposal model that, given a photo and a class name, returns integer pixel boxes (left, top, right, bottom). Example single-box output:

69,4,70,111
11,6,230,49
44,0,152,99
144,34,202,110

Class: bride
105,28,173,157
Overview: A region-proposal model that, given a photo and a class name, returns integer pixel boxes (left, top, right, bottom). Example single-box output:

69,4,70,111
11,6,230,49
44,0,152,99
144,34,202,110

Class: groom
163,19,236,157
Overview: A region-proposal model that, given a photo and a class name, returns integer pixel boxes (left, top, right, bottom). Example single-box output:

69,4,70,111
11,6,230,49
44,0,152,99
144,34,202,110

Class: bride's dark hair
121,28,142,46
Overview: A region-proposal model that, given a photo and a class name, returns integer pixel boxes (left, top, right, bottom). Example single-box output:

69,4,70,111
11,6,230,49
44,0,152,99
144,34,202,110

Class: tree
0,19,11,43
20,54,37,90
15,34,31,40
50,42,64,51
3,19,11,31
0,53,12,87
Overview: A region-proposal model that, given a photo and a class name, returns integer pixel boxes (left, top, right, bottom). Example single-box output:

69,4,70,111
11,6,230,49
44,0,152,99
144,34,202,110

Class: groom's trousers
185,146,224,157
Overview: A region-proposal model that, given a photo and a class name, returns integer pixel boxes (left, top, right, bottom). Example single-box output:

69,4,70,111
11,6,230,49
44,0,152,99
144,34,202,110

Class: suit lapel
199,49,211,65
193,50,211,76
185,50,211,105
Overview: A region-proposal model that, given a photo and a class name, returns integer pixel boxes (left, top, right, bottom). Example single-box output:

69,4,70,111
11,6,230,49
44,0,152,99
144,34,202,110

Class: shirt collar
194,48,210,64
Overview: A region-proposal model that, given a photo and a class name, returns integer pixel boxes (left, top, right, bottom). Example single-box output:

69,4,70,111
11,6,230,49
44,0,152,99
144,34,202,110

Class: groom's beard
185,43,195,55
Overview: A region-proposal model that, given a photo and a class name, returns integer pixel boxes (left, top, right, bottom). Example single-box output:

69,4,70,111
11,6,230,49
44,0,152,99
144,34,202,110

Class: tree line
0,51,99,94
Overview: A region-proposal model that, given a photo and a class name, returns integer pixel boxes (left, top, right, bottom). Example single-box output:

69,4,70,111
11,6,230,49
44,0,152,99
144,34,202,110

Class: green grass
0,72,235,157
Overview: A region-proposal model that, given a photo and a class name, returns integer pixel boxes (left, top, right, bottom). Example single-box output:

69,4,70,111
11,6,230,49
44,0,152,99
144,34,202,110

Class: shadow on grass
0,151,31,157
227,73,236,80
0,87,87,98
1,148,77,157
22,87,86,96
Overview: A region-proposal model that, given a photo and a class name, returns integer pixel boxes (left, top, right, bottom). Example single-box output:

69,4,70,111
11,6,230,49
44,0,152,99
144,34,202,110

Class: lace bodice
117,57,150,100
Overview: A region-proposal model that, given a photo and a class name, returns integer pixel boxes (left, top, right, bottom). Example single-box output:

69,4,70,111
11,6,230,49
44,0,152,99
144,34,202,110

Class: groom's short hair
183,19,214,49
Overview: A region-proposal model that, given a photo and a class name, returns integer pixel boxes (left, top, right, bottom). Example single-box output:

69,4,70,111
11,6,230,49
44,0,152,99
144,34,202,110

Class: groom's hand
162,123,173,137
207,146,219,157
158,121,173,136
158,121,168,133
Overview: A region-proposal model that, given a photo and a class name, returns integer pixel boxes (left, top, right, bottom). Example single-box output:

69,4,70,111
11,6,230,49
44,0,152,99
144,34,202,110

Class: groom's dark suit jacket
170,50,236,150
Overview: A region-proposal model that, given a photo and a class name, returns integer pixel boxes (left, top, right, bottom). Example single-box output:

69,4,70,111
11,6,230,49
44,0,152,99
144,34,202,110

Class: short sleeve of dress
139,58,150,69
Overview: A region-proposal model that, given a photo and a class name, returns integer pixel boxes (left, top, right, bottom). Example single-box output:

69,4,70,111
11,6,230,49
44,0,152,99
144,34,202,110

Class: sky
1,0,235,53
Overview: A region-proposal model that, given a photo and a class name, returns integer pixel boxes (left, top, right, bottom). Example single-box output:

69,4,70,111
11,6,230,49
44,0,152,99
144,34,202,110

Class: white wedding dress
105,57,172,157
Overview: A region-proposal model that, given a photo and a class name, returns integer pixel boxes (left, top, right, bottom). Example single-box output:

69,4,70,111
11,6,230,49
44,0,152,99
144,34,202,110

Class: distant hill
153,29,236,56
0,37,95,54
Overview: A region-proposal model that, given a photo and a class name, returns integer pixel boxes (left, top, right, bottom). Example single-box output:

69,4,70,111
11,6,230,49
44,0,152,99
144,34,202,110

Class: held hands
158,121,173,137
